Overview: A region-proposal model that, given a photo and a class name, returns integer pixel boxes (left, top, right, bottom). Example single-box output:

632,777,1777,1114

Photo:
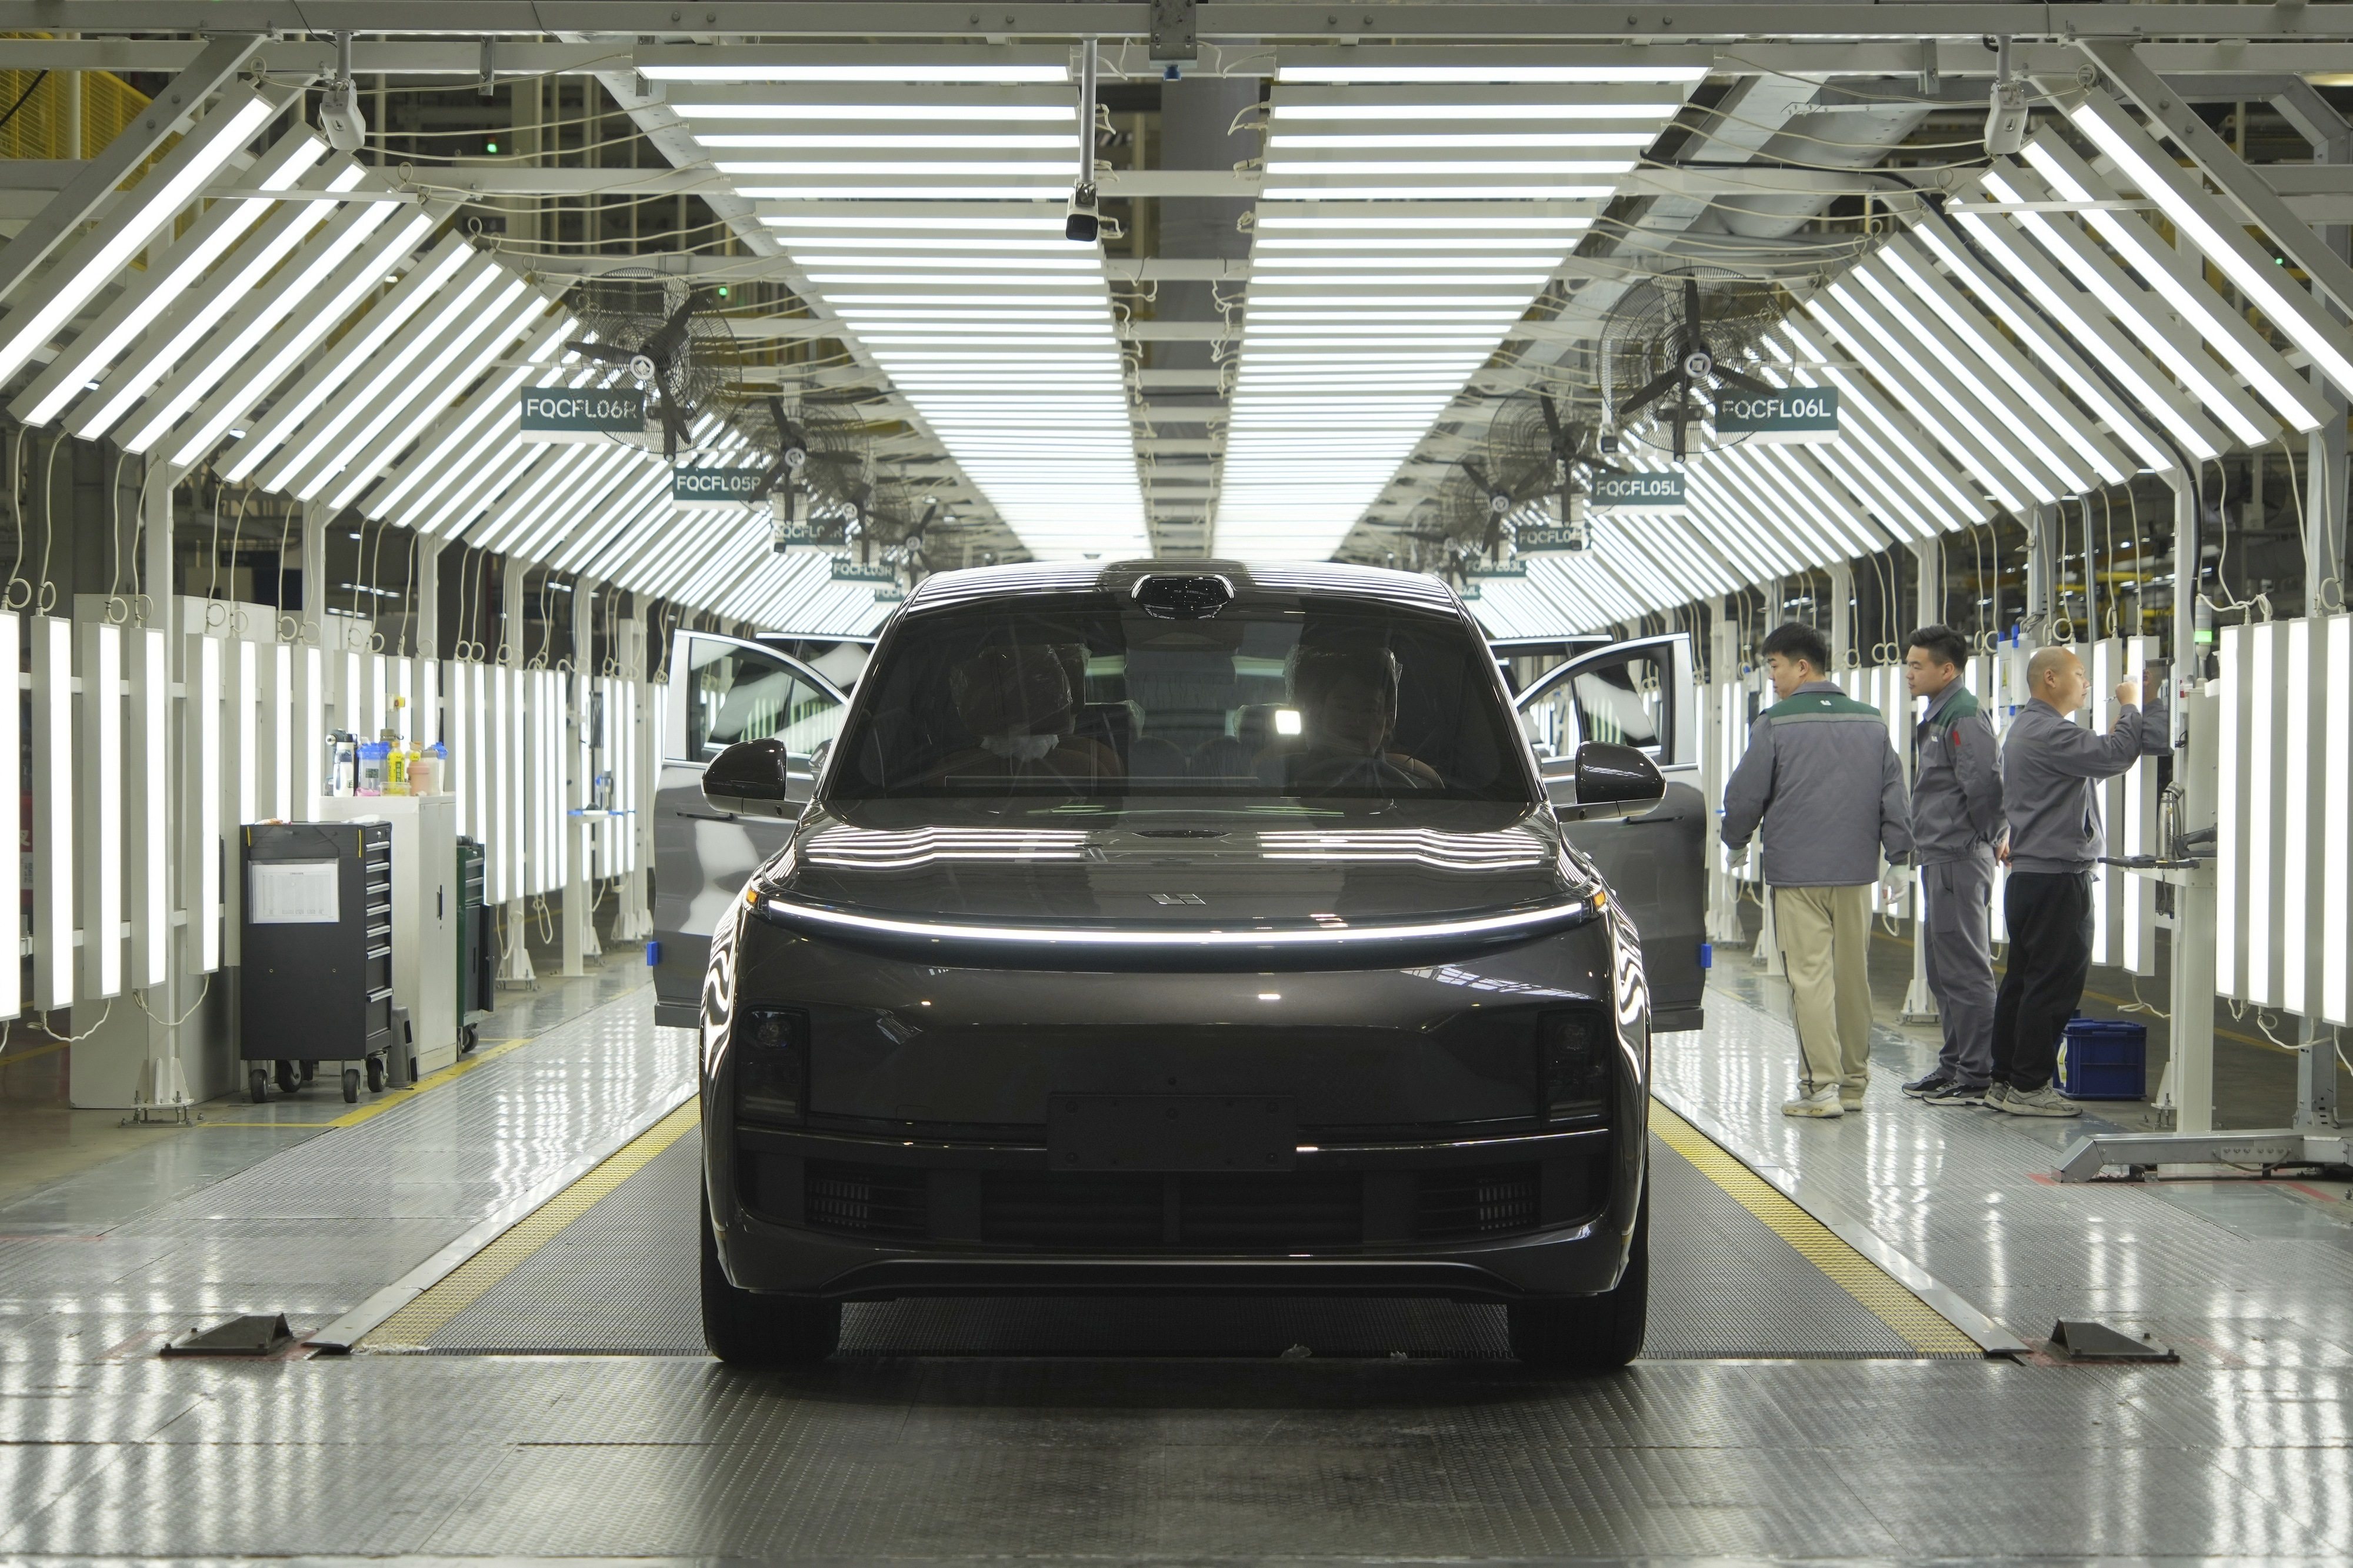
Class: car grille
786,1159,1559,1250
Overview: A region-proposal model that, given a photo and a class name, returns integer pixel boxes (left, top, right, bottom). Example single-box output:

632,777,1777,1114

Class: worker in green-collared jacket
1722,622,1912,1120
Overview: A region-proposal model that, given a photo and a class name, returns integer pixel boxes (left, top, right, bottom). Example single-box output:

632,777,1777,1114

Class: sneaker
1999,1083,2082,1117
1782,1085,1845,1119
1981,1082,2011,1109
1902,1070,1956,1100
1924,1080,1988,1107
1839,1090,1866,1112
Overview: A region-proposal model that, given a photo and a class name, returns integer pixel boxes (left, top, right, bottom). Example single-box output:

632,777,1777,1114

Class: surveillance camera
1984,77,2028,157
1065,182,1101,243
319,78,367,154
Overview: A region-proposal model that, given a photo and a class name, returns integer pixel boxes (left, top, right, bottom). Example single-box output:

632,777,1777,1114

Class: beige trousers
1772,884,1875,1095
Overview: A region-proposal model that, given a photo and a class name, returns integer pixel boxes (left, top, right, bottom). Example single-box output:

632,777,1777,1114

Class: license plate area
1047,1094,1298,1172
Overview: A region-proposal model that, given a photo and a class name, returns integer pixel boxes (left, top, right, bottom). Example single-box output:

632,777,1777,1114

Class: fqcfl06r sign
1589,470,1685,515
1715,385,1838,442
519,387,646,444
672,466,767,509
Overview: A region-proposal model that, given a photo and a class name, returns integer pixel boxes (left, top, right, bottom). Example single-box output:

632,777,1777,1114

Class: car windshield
831,593,1532,803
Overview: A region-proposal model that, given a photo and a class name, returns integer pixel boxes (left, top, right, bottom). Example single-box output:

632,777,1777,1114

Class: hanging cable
3,425,28,610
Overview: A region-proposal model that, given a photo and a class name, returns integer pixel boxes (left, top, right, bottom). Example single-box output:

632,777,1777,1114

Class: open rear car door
1514,633,1707,1032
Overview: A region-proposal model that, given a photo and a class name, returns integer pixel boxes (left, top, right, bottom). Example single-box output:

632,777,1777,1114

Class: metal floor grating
406,1126,1976,1359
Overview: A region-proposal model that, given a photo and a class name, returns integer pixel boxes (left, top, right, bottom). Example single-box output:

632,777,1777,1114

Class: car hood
767,799,1582,930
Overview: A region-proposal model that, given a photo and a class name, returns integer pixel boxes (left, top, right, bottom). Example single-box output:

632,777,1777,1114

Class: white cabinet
318,795,459,1076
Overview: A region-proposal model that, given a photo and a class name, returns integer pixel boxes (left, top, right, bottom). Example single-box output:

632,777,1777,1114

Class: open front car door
1515,632,1707,1032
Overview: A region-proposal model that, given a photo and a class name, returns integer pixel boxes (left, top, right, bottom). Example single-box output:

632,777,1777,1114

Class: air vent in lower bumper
780,1156,1580,1251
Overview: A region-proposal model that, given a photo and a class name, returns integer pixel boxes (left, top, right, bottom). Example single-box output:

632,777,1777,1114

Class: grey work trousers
1920,853,1998,1089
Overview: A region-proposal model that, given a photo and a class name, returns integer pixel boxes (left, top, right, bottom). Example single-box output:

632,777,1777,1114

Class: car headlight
1539,1008,1611,1122
734,1006,808,1124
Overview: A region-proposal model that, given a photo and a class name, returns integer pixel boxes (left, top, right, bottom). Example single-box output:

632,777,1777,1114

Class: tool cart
238,820,395,1103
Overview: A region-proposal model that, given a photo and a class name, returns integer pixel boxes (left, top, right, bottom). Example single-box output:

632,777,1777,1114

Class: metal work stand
2057,690,2347,1180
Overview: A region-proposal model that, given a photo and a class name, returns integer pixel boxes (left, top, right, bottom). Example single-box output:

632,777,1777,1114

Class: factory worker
1898,626,2004,1106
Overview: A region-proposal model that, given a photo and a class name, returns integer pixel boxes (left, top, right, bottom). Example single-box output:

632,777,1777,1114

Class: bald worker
1989,645,2163,1117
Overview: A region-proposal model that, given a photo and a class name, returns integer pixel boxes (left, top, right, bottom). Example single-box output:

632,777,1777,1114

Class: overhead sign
874,586,908,604
1589,470,1685,514
519,387,646,444
829,559,896,583
1517,522,1592,553
1715,385,1838,442
1465,562,1526,581
672,465,767,509
1517,493,1592,553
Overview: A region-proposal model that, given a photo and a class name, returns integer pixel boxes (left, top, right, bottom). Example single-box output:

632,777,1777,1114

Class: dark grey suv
689,562,1702,1369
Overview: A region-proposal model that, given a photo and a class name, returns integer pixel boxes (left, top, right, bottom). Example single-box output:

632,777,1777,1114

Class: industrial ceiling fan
1599,271,1785,461
566,273,736,460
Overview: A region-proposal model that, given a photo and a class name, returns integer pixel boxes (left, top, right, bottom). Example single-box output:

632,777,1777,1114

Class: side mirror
1557,741,1665,820
702,738,796,818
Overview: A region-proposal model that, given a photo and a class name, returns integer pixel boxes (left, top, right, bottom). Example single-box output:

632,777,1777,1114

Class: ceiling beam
17,5,2353,41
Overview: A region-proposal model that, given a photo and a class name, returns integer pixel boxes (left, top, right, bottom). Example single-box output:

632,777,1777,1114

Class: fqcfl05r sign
1715,385,1838,442
672,466,768,509
1590,470,1685,515
519,387,646,444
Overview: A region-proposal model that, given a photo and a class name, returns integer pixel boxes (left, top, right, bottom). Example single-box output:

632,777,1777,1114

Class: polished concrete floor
1,939,2348,1563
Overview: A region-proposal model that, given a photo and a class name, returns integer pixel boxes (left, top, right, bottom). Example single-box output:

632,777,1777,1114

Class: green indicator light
716,286,729,298
485,139,499,153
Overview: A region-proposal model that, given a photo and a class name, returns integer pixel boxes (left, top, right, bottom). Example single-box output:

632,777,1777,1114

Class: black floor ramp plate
394,1126,1979,1360
163,1313,296,1356
2046,1319,2179,1362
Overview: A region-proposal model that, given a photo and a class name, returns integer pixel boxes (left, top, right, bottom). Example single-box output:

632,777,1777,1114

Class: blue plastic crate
2055,1016,2147,1100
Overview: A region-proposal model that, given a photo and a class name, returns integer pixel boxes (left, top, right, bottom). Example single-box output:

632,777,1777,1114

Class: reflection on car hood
775,800,1578,928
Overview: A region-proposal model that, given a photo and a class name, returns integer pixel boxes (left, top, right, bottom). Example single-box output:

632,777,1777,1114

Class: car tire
1507,1179,1649,1372
701,1188,840,1367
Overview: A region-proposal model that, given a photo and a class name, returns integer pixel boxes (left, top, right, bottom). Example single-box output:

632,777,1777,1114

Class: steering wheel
1288,753,1431,793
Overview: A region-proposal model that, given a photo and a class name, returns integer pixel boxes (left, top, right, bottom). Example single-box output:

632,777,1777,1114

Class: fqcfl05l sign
519,387,646,444
672,466,767,509
1715,385,1838,443
1590,470,1685,515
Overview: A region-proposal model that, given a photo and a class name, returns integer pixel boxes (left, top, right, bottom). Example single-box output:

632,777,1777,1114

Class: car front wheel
1507,1177,1648,1372
700,1188,841,1367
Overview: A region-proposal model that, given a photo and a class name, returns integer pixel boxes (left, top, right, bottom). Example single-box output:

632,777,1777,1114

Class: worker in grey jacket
1722,622,1913,1119
1898,626,2004,1106
1989,645,2161,1117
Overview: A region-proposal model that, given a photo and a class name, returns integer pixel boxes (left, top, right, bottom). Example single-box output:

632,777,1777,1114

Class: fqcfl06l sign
672,466,767,509
1589,470,1685,515
519,387,646,444
1715,385,1838,443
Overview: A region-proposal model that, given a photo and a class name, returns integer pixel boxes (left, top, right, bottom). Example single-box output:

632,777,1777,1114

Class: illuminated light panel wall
1215,66,1699,560
673,67,1144,559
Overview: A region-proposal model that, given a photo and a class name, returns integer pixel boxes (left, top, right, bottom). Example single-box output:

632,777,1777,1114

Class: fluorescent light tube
125,193,406,454
219,238,478,480
2069,93,2353,408
14,129,327,428
0,93,276,391
74,162,372,441
0,612,15,1018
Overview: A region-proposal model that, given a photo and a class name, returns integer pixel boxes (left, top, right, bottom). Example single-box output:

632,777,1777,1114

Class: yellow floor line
361,1098,701,1348
197,1035,541,1129
1648,1101,1982,1356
